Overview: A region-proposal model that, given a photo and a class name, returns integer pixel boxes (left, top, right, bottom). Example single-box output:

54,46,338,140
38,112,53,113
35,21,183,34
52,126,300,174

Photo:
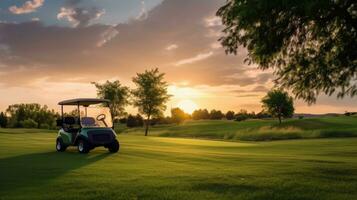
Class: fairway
1,130,357,200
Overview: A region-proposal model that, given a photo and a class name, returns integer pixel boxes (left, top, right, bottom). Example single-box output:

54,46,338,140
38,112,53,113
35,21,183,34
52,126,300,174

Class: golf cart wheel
56,138,67,152
108,139,120,153
78,139,90,154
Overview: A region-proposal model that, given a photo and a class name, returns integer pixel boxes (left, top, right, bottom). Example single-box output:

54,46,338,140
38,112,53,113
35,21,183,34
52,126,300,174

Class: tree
92,80,130,119
217,1,357,103
225,111,235,120
131,68,171,136
261,90,294,124
0,112,7,128
192,109,210,120
210,109,224,120
126,114,143,128
171,107,186,124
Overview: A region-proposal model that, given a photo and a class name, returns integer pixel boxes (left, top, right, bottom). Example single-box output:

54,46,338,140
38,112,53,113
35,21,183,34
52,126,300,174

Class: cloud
174,51,214,66
136,1,148,20
205,16,221,27
96,26,119,47
9,0,44,14
57,1,105,27
166,44,178,51
0,0,263,88
233,85,269,93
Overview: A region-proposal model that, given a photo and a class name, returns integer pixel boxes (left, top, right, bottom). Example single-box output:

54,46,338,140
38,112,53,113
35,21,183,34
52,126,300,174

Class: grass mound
118,116,357,141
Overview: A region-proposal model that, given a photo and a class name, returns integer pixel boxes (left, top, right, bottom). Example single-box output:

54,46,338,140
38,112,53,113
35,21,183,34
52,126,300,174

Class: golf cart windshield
79,106,113,128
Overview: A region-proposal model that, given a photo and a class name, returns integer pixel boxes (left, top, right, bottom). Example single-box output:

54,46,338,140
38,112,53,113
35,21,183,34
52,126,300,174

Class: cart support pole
61,105,64,128
77,103,80,127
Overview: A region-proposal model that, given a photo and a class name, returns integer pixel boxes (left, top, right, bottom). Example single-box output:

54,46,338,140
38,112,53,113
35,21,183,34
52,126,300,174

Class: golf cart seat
63,116,79,135
64,116,76,125
81,117,97,127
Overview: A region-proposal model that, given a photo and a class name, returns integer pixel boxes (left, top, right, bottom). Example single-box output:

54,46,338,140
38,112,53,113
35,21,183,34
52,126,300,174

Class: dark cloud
0,0,267,88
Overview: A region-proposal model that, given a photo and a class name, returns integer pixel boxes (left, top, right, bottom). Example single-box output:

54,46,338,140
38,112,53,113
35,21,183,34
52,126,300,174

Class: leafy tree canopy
131,68,171,136
171,107,187,124
217,0,357,103
92,80,130,119
262,89,294,123
225,111,235,120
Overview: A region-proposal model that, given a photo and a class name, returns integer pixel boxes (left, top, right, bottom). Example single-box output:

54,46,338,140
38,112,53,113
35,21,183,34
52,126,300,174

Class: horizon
1,0,357,114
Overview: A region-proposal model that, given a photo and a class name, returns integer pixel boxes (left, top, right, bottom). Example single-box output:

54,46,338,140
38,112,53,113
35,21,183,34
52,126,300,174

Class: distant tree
126,114,142,127
210,109,224,120
6,104,58,129
234,109,249,122
92,80,130,119
217,0,357,103
192,109,210,120
131,68,171,136
225,111,235,120
256,111,271,119
135,114,144,127
171,107,186,124
156,116,173,125
262,90,294,124
0,112,7,128
118,118,127,124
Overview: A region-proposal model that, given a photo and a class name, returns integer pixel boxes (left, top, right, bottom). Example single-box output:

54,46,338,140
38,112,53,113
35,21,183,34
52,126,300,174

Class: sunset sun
177,99,198,114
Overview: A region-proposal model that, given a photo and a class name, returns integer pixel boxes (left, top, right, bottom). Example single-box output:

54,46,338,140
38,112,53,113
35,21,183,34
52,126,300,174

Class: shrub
320,130,356,138
39,123,50,129
235,114,248,122
21,119,38,128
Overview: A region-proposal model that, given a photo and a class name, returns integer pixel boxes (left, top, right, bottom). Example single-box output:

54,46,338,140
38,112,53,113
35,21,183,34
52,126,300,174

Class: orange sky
0,0,356,115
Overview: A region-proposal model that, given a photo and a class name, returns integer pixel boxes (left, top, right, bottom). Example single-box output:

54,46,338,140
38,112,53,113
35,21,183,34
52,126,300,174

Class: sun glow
177,99,198,114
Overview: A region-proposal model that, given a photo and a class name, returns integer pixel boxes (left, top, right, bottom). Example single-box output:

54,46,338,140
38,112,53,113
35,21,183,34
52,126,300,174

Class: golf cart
56,98,119,154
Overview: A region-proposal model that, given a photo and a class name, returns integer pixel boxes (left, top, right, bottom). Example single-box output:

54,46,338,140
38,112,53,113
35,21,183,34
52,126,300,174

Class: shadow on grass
0,151,110,193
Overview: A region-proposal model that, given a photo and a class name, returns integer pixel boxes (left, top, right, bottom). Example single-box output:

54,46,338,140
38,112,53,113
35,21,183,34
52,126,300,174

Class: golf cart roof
58,98,110,106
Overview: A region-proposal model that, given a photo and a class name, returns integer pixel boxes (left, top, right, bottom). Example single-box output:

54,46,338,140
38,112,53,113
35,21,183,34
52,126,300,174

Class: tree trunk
145,115,150,136
278,115,281,124
278,106,282,124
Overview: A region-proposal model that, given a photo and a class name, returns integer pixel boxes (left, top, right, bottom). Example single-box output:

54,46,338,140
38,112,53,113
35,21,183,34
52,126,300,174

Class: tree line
0,104,58,129
117,89,294,128
0,68,295,135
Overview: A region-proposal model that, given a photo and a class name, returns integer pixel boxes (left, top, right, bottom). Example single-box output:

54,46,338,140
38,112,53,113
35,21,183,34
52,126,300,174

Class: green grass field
1,118,357,200
118,116,357,141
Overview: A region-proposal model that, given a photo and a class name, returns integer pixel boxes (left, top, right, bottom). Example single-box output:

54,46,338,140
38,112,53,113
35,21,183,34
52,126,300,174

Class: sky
0,0,357,115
